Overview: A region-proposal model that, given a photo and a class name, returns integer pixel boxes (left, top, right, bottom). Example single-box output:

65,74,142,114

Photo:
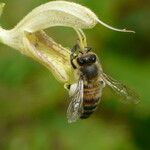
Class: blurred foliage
0,0,150,150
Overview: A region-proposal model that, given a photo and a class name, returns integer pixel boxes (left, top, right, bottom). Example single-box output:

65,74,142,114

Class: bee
66,41,140,123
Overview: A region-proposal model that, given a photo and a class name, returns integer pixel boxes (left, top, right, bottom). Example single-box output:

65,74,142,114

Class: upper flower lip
1,1,135,33
14,0,98,32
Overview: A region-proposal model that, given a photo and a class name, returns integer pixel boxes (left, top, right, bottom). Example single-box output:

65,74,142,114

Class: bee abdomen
80,97,100,119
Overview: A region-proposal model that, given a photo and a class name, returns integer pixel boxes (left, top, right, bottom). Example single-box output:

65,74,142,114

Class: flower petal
15,1,134,33
23,30,74,83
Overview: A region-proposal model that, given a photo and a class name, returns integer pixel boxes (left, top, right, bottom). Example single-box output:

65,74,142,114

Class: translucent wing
102,73,140,104
67,79,84,123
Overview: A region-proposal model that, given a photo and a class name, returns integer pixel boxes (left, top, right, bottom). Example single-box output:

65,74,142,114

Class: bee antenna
85,47,92,52
79,51,83,54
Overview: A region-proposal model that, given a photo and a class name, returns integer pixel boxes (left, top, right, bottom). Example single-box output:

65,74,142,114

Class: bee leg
71,43,79,54
70,44,78,69
85,47,92,52
64,83,71,91
99,79,106,88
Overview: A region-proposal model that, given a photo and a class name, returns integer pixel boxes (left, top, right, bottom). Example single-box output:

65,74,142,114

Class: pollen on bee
69,83,78,96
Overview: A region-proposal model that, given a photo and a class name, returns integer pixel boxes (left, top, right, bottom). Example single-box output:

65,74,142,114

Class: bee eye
90,55,96,63
77,57,85,66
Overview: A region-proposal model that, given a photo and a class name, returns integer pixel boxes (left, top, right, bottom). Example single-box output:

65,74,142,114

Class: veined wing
67,80,84,123
102,73,140,104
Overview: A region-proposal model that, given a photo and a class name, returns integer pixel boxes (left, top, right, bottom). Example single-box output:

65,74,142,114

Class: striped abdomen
80,83,100,119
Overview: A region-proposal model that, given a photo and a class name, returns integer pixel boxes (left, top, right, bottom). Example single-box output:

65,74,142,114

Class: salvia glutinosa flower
0,1,134,83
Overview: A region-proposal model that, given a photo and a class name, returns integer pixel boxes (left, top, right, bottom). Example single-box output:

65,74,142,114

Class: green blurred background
0,0,150,150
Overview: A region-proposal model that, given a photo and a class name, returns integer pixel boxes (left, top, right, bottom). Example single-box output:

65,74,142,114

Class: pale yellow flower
0,1,134,84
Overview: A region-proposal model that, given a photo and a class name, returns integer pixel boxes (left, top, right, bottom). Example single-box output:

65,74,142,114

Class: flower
0,1,134,83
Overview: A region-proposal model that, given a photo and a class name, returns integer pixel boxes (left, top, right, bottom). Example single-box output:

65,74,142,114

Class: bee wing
67,79,84,123
102,73,140,104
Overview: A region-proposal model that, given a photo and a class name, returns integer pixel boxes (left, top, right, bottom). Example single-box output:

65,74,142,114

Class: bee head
77,53,97,66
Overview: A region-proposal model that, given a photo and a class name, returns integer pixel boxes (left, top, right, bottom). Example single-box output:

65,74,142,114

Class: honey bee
66,41,140,123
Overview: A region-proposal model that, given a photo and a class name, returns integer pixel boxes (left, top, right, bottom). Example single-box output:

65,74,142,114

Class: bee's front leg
70,44,79,69
71,43,79,54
